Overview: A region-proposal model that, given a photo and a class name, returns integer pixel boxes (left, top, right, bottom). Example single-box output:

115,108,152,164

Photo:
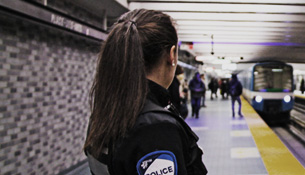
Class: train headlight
255,96,263,103
284,95,291,103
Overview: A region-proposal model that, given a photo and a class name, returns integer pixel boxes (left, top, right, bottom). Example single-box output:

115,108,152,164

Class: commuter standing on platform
84,9,207,175
189,72,205,118
229,74,243,117
208,77,219,100
221,79,229,99
200,74,207,107
300,78,305,94
182,79,189,103
168,65,186,118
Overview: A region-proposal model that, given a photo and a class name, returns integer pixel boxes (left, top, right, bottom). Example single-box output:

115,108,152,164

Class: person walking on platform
189,72,205,118
200,74,207,107
229,74,243,117
208,77,219,100
300,78,305,94
84,9,207,175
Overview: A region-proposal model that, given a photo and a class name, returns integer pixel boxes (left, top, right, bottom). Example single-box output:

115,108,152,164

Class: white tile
230,130,251,137
191,127,209,131
230,120,247,125
231,147,260,159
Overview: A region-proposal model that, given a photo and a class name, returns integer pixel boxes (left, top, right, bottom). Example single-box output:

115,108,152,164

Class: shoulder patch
136,150,177,175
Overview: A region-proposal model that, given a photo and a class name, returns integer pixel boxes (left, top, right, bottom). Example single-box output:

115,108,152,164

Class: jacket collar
147,80,171,108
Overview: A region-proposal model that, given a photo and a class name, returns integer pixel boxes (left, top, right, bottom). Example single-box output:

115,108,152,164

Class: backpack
230,82,239,96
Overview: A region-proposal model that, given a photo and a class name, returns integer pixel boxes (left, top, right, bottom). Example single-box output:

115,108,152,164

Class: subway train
239,61,294,123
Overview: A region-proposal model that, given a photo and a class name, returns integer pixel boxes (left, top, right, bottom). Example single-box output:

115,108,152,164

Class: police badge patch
136,150,177,175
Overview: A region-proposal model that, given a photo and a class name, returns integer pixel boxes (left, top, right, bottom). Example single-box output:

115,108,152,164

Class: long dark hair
84,9,177,157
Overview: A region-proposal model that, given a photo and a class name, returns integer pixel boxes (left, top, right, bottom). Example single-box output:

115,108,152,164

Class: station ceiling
71,0,305,64
129,0,305,64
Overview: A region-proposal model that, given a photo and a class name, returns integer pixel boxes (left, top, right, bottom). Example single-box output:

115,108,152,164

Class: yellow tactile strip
294,94,305,100
241,96,305,175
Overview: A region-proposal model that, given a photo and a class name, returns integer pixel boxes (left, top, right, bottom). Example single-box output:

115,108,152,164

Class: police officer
84,9,208,175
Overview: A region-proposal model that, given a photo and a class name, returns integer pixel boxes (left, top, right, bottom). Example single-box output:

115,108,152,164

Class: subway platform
67,92,305,175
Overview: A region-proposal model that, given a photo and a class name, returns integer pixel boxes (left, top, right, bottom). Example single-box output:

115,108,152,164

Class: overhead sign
0,0,107,41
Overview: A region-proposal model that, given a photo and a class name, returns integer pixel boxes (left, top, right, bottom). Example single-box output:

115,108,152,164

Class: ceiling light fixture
211,34,214,55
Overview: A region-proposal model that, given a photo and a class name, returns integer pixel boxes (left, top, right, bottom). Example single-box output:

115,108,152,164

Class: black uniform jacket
88,80,208,175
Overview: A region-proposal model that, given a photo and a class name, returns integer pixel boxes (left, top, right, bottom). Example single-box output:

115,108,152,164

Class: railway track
271,95,305,167
272,125,305,167
289,96,305,143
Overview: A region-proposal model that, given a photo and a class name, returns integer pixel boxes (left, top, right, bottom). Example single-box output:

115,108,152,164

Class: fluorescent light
225,73,232,78
130,3,305,13
166,12,305,22
178,30,290,36
222,63,237,70
272,69,283,72
129,0,305,4
178,37,288,43
177,26,304,33
205,67,214,73
196,56,216,61
176,21,305,28
212,59,231,64
226,57,243,61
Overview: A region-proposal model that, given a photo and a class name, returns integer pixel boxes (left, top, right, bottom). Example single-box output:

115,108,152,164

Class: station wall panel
0,13,99,175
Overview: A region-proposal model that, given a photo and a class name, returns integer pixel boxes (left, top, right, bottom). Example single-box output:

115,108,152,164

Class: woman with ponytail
84,9,207,175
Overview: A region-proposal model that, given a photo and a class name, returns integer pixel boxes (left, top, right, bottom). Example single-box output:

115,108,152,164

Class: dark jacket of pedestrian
208,78,219,93
221,80,229,96
189,74,205,98
229,75,243,97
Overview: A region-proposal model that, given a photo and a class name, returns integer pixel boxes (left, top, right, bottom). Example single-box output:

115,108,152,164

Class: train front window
253,65,292,92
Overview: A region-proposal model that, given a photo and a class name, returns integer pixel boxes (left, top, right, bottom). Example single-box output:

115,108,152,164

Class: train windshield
253,65,292,92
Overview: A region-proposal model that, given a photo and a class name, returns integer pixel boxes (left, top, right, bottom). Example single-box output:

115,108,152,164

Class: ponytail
84,18,147,157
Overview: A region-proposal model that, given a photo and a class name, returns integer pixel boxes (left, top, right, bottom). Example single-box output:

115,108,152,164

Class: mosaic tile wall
0,13,100,175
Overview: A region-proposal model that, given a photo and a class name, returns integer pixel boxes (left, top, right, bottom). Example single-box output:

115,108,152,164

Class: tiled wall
0,13,100,175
